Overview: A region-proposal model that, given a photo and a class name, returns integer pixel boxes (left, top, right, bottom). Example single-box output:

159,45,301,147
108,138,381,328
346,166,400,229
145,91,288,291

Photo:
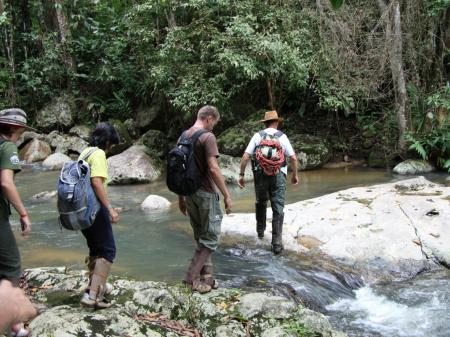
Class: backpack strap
190,129,209,145
258,130,267,138
274,130,284,137
80,147,99,161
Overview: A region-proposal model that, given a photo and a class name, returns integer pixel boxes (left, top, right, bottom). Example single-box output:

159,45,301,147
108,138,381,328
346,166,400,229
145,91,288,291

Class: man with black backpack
238,110,298,255
171,105,232,294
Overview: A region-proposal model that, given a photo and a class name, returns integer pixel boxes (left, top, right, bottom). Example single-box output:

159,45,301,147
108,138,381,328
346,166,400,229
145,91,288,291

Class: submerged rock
141,195,171,212
221,177,450,283
24,267,347,337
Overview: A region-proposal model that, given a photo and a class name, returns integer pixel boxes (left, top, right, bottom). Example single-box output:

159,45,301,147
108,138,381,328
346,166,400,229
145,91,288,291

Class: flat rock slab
222,177,450,282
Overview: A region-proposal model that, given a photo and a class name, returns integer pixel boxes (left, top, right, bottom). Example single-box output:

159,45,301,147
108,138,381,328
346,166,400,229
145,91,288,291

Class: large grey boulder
35,96,75,132
19,138,51,163
42,153,71,170
140,195,171,212
24,267,347,337
393,159,435,175
218,154,253,184
221,177,450,283
108,145,162,184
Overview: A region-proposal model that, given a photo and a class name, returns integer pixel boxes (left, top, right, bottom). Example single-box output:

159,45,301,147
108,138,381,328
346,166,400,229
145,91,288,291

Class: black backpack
166,129,208,196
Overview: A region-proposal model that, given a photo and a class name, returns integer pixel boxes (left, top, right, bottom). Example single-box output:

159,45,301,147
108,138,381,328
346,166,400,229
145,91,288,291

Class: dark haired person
178,105,232,293
79,123,120,309
0,108,36,336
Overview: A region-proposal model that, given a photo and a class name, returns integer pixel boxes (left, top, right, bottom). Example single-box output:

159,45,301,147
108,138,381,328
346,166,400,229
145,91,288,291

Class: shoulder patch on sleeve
10,155,20,165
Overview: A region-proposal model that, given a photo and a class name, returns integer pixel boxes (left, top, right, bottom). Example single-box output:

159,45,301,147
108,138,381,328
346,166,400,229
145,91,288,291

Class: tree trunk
377,0,409,154
53,0,75,73
266,77,276,110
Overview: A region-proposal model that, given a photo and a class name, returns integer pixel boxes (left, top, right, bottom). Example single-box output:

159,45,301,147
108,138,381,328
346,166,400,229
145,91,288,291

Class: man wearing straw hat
238,110,298,255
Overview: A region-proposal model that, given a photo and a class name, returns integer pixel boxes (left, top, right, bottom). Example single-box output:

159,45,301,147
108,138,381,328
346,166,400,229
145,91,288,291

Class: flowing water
12,165,450,337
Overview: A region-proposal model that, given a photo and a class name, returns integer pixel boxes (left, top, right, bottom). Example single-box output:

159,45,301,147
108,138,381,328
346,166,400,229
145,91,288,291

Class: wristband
20,213,28,218
239,172,245,176
107,204,113,209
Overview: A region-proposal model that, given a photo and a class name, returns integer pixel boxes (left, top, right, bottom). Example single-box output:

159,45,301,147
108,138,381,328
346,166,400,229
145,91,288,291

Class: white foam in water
327,286,440,337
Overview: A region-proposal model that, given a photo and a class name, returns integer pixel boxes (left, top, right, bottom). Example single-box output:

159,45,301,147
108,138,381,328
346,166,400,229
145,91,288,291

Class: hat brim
0,121,37,132
259,117,284,123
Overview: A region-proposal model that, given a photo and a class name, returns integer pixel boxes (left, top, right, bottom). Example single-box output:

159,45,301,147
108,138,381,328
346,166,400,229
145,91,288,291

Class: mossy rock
217,110,265,156
137,129,168,159
108,119,133,156
35,95,76,132
289,134,330,170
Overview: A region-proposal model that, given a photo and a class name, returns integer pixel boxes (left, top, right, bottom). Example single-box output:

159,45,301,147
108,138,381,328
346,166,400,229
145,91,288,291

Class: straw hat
0,108,37,132
259,110,283,123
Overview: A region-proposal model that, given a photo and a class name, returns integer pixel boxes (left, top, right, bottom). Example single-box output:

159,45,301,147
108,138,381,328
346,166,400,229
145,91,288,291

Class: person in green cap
0,108,36,336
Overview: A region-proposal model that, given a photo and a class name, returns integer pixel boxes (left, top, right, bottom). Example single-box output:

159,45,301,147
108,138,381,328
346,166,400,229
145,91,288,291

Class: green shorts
0,218,21,280
186,189,223,251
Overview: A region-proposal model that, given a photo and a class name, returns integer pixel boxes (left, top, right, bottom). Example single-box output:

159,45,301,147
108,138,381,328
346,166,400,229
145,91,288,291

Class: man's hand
0,280,37,330
20,215,31,236
238,176,245,189
224,196,232,215
291,173,299,185
179,196,187,216
109,208,120,223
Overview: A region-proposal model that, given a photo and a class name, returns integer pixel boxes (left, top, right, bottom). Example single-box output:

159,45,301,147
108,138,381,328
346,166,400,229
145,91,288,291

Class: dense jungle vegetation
0,0,449,169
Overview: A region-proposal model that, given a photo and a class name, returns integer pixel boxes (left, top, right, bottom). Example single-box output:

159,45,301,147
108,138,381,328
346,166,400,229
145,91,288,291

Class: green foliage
284,320,323,337
329,0,345,10
426,0,450,16
406,86,450,171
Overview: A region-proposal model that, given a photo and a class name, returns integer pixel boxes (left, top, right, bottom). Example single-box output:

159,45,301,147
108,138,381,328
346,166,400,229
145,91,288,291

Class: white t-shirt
244,128,295,175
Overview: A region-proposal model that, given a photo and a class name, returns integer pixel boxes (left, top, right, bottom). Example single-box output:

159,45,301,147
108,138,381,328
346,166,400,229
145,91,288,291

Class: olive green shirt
0,140,21,219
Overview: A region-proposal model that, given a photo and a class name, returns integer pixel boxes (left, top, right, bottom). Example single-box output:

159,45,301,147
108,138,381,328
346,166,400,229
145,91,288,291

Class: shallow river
12,166,449,337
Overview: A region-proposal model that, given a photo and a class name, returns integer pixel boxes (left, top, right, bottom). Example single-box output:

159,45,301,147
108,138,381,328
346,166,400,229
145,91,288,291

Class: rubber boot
81,256,113,303
200,255,218,289
80,257,112,309
255,202,267,239
271,214,284,255
183,245,212,294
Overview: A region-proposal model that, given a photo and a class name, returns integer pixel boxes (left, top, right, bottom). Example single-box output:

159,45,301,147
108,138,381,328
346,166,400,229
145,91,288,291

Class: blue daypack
57,148,100,230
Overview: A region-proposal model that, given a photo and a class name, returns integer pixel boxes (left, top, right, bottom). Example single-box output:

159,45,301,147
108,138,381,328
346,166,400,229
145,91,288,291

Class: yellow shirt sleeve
80,147,109,189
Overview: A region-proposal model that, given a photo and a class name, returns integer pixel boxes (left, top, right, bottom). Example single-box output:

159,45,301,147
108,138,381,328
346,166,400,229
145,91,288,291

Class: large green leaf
330,0,344,10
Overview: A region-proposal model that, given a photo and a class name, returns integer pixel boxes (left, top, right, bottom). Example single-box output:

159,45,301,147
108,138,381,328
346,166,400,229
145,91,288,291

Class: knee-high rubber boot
83,256,113,297
200,255,218,289
183,245,212,294
271,214,284,255
255,202,267,239
80,257,112,309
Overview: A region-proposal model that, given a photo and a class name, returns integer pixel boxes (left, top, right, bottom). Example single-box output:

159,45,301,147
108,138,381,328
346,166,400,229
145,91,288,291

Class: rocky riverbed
24,267,346,337
222,176,450,283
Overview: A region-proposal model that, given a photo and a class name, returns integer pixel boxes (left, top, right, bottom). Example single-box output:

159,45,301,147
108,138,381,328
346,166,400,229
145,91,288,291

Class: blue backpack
57,148,100,230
